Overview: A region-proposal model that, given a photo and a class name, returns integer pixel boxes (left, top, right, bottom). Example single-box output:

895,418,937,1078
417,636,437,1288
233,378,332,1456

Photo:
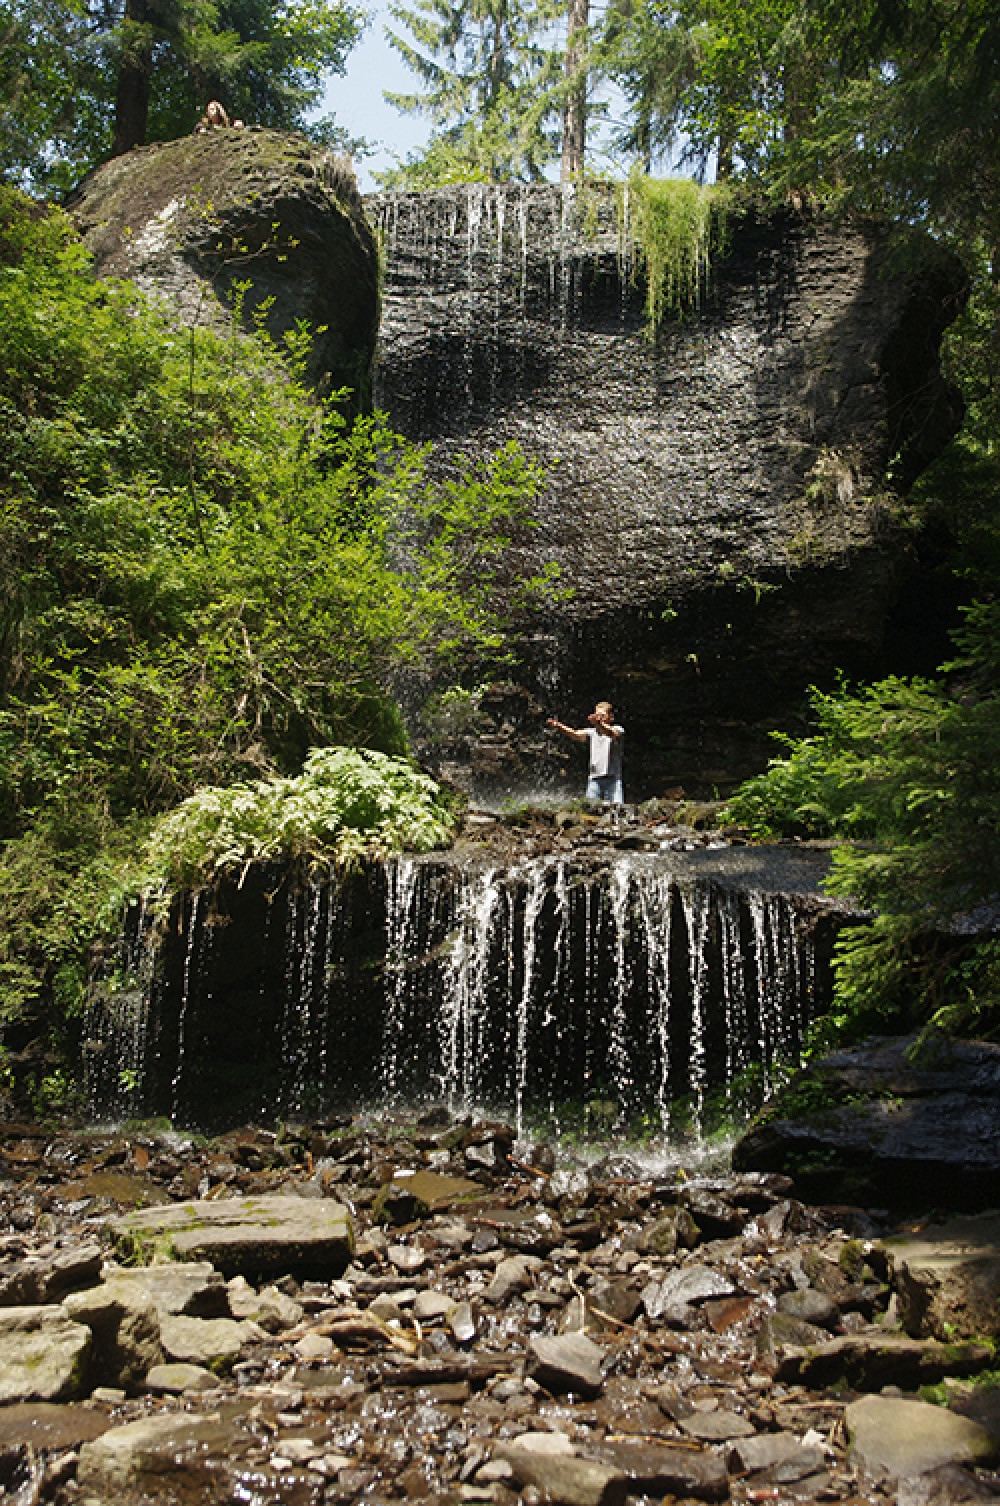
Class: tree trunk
561,0,588,179
111,0,153,157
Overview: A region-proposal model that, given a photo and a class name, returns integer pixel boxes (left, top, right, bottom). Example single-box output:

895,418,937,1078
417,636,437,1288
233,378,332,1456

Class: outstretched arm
547,717,588,744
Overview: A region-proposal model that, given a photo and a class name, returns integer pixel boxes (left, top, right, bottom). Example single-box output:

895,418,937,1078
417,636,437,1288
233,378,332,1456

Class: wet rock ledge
2,1111,1000,1505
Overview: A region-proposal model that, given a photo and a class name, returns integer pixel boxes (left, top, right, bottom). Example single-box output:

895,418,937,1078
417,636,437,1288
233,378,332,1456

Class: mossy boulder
67,129,378,416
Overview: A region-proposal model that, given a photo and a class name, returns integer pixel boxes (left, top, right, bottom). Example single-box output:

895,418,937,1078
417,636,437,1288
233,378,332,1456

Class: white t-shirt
586,725,624,779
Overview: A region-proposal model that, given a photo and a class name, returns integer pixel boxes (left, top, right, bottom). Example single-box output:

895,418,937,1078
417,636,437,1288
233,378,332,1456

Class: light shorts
586,775,624,804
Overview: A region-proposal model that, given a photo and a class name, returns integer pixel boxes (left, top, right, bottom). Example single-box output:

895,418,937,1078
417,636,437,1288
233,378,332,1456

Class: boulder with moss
66,129,378,416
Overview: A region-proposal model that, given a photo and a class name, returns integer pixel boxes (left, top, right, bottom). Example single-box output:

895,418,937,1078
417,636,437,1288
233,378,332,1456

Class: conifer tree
382,0,565,182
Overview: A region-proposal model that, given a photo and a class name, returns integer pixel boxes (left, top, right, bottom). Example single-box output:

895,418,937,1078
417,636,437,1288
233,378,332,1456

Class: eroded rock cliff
370,185,964,799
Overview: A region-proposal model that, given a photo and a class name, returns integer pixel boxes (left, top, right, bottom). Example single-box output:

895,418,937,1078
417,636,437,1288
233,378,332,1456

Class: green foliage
722,602,1000,1040
620,172,729,327
144,746,458,884
381,0,565,183
1,0,364,192
0,186,546,1058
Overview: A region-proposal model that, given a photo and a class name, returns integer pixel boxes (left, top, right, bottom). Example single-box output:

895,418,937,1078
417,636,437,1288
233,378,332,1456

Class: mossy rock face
66,129,378,417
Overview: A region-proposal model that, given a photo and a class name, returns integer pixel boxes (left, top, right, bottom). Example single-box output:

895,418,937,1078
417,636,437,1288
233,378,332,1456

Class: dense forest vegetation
1,0,998,1109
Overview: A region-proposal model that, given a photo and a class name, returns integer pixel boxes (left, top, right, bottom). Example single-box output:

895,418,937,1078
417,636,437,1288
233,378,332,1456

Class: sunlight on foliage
144,747,457,886
620,173,729,329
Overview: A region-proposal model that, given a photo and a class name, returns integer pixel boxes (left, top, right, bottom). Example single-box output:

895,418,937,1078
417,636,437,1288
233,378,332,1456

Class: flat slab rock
884,1211,1000,1340
734,1037,1000,1210
111,1194,354,1278
0,1305,92,1404
774,1332,993,1390
846,1395,998,1480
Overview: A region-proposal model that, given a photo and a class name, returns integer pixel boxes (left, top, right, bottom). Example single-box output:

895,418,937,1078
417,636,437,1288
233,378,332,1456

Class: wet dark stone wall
369,185,964,801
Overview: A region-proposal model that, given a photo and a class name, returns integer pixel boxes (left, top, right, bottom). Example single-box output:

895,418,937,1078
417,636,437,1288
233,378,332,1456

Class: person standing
547,701,625,803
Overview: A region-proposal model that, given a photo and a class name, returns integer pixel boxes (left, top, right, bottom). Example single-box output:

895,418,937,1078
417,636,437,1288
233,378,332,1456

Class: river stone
110,1193,354,1278
526,1332,605,1396
884,1212,1000,1340
729,1431,817,1475
484,1254,543,1304
226,1276,303,1331
595,1440,730,1502
0,1401,112,1449
662,1265,736,1305
63,1285,164,1393
0,1241,104,1308
76,1410,236,1493
846,1395,998,1479
501,1448,627,1506
502,1430,576,1455
145,1361,222,1394
678,1409,756,1441
774,1333,993,1390
756,1308,832,1368
0,1306,92,1402
159,1313,267,1368
776,1287,840,1329
639,1208,700,1256
103,1260,230,1318
897,1462,1000,1504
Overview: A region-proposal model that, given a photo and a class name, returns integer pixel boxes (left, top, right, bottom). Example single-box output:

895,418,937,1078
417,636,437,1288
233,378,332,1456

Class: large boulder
66,129,378,417
732,1036,1000,1211
370,185,965,800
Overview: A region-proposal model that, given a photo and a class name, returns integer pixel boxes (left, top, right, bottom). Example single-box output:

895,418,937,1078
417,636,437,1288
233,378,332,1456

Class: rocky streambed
3,1112,1000,1506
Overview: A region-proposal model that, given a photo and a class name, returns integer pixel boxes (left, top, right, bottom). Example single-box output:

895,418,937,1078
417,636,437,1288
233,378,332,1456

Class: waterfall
87,852,844,1133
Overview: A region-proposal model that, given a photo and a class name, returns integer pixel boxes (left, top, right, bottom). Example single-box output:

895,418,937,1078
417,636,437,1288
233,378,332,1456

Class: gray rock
64,1285,164,1394
110,1193,354,1278
76,1411,232,1493
596,1439,730,1501
448,1300,476,1344
776,1287,839,1329
661,1265,736,1305
897,1462,1000,1504
0,1242,103,1307
734,1037,1000,1212
729,1432,816,1474
526,1332,605,1396
885,1212,1000,1340
678,1409,755,1441
756,1308,832,1368
103,1260,230,1319
159,1314,266,1369
846,1395,998,1479
372,187,963,803
226,1277,303,1332
501,1448,627,1506
639,1208,700,1256
484,1254,542,1304
0,1306,92,1402
145,1362,222,1394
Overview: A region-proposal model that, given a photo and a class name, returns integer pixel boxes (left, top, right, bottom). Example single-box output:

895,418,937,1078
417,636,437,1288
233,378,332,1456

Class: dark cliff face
369,184,964,801
67,130,379,416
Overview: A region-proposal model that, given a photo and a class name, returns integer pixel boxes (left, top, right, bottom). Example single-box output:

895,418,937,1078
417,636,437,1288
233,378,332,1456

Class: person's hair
596,700,612,715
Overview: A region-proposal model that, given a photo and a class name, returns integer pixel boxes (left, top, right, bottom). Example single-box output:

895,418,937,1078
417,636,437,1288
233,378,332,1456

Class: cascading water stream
87,850,845,1133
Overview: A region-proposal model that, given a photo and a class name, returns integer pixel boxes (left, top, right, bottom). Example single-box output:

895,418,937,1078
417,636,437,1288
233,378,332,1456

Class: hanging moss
619,173,729,330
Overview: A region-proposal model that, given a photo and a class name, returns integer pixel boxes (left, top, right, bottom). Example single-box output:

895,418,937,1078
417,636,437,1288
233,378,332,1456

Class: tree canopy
0,0,363,190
